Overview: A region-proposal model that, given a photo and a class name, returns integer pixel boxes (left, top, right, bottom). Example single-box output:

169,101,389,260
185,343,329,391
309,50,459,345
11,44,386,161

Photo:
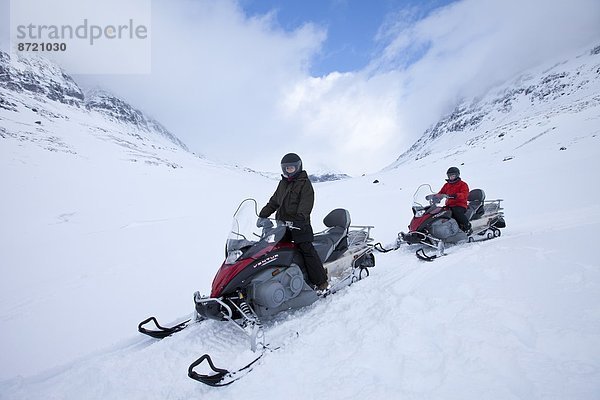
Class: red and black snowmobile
398,184,506,261
139,198,375,351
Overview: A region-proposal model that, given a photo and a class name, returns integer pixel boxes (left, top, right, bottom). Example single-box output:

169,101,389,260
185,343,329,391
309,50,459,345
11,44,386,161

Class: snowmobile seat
466,189,486,221
313,209,351,263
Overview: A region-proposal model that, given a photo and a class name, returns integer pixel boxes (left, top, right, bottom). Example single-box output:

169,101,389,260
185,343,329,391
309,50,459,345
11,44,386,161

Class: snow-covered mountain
388,44,600,170
83,88,189,152
234,166,351,183
0,50,189,168
305,163,352,182
1,44,600,400
308,171,351,183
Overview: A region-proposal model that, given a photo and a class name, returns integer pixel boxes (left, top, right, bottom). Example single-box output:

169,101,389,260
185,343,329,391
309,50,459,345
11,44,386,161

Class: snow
1,49,600,399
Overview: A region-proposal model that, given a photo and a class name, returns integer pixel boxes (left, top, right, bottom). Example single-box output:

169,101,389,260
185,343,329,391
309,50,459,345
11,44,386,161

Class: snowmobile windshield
226,199,262,253
413,184,434,208
236,223,287,261
225,199,285,263
413,184,447,208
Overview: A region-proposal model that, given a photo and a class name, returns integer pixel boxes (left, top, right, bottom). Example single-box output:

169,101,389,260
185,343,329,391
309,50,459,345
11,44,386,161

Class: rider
257,153,329,291
437,166,472,234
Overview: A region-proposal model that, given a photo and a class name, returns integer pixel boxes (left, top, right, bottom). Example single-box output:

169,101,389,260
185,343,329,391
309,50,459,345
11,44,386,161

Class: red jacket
439,179,469,209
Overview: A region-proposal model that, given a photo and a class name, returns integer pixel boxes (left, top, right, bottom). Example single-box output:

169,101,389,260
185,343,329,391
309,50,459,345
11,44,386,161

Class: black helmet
281,153,302,178
446,166,460,182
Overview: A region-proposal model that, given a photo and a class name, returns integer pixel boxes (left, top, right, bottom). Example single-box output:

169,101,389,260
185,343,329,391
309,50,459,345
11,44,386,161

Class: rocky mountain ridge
389,44,600,168
0,51,188,167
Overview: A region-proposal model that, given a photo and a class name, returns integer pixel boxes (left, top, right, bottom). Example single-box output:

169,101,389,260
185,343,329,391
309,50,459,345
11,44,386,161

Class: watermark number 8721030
17,42,67,52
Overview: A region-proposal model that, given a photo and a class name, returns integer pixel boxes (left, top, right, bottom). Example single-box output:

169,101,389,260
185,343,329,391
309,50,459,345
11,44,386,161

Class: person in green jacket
257,153,328,291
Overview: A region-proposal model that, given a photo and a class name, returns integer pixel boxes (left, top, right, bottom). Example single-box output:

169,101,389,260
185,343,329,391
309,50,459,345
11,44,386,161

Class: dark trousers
297,241,327,286
450,206,471,231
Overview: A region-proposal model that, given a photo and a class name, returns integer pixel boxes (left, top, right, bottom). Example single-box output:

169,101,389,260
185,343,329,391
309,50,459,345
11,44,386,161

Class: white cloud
279,71,404,175
371,0,600,131
284,0,600,174
76,0,326,169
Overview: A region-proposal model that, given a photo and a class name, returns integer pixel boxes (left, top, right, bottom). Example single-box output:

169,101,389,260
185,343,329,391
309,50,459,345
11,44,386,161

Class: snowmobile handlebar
283,221,301,230
425,193,448,203
257,218,300,230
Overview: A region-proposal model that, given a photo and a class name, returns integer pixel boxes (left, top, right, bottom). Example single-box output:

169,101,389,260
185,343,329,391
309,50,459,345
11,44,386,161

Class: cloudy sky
3,0,600,175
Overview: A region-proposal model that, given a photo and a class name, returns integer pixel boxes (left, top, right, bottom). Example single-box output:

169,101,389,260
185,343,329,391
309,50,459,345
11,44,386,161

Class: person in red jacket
437,167,472,234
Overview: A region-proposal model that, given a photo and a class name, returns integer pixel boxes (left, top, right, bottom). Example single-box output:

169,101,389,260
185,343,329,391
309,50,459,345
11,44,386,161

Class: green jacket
259,171,314,224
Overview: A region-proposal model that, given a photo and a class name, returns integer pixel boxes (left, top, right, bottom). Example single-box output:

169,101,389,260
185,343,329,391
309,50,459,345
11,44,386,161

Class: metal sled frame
324,224,375,289
482,198,504,212
347,225,375,244
326,244,374,292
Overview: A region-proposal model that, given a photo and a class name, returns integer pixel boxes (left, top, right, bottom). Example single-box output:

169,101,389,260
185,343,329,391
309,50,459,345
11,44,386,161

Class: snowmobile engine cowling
251,266,304,308
247,265,318,317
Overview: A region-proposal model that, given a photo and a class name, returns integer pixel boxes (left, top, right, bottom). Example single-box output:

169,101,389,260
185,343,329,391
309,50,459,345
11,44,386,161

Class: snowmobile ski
137,316,191,339
416,248,438,262
187,353,264,387
372,242,400,253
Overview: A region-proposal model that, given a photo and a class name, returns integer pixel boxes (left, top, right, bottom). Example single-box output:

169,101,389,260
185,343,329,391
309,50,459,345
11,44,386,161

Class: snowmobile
194,198,375,350
139,198,375,352
398,184,506,261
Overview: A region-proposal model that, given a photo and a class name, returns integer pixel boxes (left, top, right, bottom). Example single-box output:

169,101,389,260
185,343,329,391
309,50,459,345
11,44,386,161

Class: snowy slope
1,46,600,399
0,51,278,382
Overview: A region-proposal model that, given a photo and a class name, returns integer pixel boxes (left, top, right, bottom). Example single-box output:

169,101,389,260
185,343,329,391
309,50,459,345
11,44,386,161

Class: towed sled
398,184,506,261
138,198,375,385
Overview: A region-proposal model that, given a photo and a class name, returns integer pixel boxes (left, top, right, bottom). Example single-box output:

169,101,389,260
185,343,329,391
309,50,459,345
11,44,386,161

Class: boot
463,222,472,235
316,268,328,291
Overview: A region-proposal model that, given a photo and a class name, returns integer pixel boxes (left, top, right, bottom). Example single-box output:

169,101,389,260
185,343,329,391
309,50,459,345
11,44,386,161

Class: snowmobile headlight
225,250,243,264
415,209,426,218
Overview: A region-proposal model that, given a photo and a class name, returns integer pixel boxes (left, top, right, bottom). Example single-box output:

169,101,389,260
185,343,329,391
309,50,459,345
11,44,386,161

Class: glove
426,194,446,201
256,217,273,228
